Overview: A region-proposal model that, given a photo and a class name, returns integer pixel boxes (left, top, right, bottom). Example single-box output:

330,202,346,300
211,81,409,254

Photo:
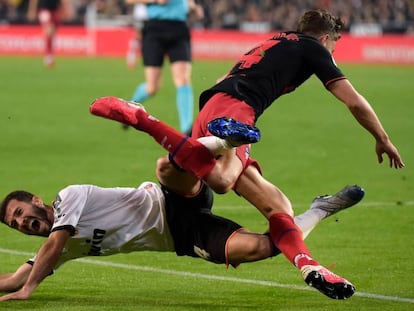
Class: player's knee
207,177,235,194
209,183,231,194
205,169,239,194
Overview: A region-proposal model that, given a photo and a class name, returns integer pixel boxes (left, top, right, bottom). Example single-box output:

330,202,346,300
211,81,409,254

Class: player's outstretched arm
0,229,70,301
0,263,32,293
329,79,405,169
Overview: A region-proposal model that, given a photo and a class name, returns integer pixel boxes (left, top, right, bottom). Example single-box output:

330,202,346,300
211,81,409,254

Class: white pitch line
0,248,413,304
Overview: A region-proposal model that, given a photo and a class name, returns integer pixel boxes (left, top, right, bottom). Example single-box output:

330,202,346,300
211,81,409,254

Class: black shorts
141,19,191,66
161,184,242,264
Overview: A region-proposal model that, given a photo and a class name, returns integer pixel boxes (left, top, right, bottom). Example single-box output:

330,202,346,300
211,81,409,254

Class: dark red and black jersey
39,0,61,11
199,31,346,118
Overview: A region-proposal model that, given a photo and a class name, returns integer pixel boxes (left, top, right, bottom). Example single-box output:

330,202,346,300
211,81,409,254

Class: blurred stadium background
1,0,414,64
1,0,414,34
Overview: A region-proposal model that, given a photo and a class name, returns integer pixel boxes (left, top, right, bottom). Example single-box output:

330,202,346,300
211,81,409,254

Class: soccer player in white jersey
0,152,364,301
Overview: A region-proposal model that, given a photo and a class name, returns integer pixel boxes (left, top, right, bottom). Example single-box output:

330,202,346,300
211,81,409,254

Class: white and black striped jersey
30,182,175,270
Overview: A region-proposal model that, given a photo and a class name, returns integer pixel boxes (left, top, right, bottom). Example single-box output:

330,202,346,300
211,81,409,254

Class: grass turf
0,56,413,310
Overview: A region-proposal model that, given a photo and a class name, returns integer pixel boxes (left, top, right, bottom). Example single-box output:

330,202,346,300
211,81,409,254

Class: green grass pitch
0,56,413,310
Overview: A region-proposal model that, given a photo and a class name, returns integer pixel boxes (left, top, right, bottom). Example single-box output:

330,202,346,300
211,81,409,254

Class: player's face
320,33,339,55
4,199,53,237
326,33,340,54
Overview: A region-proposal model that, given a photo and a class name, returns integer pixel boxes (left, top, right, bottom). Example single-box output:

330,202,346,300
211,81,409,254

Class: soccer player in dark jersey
89,10,404,300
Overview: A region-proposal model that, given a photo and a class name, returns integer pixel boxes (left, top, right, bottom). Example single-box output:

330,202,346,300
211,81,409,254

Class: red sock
135,110,216,179
269,213,319,269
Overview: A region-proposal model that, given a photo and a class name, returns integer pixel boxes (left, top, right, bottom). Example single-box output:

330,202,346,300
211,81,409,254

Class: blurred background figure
27,0,73,68
125,0,204,134
125,2,146,69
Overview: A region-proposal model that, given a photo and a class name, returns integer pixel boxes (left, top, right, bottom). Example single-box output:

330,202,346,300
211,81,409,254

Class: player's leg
38,10,57,67
203,112,356,298
155,154,274,264
90,97,259,186
168,20,193,134
96,92,254,185
156,155,200,196
226,229,275,264
131,24,164,102
157,150,363,267
91,97,217,180
296,185,365,238
156,153,245,195
234,165,355,299
131,66,161,102
190,93,261,192
226,185,364,264
235,165,294,218
234,165,307,265
171,61,193,133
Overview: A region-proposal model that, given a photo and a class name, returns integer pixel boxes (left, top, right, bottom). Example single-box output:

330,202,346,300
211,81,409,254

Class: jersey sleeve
51,185,88,235
304,40,346,88
26,254,36,266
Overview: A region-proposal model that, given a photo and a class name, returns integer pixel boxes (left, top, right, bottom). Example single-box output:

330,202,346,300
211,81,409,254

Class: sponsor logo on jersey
88,228,106,256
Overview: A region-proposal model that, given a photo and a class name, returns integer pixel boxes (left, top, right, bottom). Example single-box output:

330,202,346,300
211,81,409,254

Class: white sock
294,208,327,239
197,136,234,156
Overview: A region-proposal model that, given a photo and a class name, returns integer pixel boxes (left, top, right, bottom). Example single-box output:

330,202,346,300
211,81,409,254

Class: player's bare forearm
330,79,405,168
330,80,383,137
343,95,404,167
0,230,70,301
0,263,32,292
348,97,388,141
25,231,69,291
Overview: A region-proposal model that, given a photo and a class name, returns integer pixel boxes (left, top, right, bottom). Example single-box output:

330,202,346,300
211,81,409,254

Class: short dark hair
297,10,344,40
0,191,34,223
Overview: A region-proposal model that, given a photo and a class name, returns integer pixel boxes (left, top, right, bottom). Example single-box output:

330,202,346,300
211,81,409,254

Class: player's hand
0,287,32,301
375,140,405,169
